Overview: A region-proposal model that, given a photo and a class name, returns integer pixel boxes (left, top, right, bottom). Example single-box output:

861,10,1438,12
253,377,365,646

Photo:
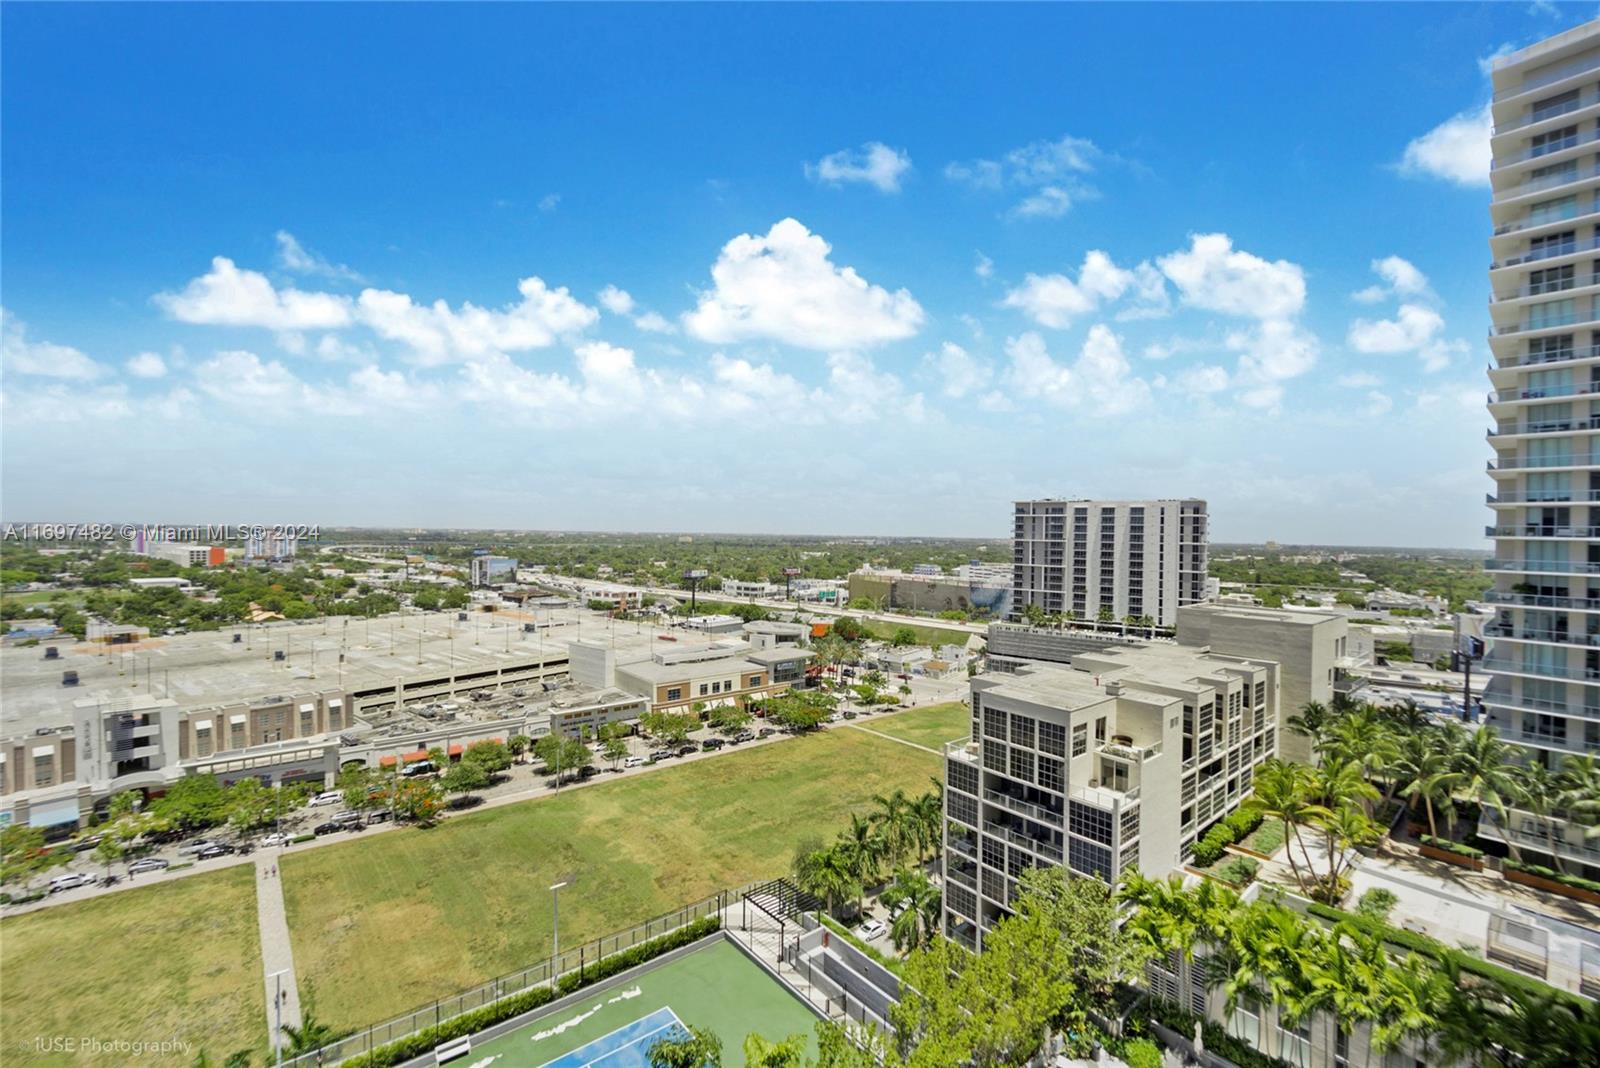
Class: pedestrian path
254,852,303,1054
842,722,940,754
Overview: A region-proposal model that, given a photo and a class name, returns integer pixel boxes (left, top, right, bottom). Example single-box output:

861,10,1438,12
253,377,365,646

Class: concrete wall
567,641,616,689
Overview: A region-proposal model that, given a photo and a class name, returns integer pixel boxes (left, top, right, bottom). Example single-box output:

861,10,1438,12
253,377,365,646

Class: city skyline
3,4,1592,546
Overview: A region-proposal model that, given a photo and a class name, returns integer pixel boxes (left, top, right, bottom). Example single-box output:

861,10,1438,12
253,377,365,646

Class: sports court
465,938,820,1068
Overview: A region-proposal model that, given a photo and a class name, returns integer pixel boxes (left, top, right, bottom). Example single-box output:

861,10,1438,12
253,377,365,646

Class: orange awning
403,749,428,762
448,744,463,757
379,756,397,768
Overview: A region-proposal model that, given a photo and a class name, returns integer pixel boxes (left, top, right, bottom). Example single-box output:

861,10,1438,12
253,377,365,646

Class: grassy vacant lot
861,700,971,752
855,617,972,649
0,866,266,1067
283,721,943,1031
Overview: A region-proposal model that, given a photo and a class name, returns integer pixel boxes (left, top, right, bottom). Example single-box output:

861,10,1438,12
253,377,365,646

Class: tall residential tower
1484,21,1600,879
1011,498,1208,628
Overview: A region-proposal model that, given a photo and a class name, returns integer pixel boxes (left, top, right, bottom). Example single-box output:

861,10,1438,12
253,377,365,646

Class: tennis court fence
282,882,757,1067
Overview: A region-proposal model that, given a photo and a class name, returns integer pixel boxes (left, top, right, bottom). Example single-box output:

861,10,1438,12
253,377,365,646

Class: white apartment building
1485,20,1600,878
942,642,1278,951
1011,498,1208,628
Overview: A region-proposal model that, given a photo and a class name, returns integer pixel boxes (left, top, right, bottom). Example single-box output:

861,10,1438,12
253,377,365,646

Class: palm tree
1558,754,1600,846
794,844,860,920
869,789,915,869
1392,734,1462,840
881,868,941,953
1310,757,1380,814
1514,759,1566,873
910,787,943,862
1450,726,1527,861
280,1003,338,1056
838,812,885,899
1311,803,1379,904
1285,700,1335,753
1248,760,1329,896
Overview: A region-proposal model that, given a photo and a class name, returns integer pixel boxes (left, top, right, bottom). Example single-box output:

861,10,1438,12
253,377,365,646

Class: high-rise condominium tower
1011,499,1208,628
1484,21,1600,880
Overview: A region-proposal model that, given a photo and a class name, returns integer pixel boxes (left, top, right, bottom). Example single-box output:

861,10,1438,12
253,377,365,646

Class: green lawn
856,618,972,649
0,866,266,1067
472,939,819,1067
1,589,91,607
860,701,971,752
282,724,941,1031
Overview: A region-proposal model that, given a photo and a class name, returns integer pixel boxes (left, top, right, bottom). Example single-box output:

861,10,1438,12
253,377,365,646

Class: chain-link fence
282,886,745,1067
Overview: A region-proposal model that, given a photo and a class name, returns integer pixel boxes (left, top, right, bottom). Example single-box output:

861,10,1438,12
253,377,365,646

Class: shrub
820,914,904,977
1503,858,1600,894
1212,856,1259,888
1147,998,1291,1068
336,916,721,1068
1191,823,1236,867
1419,834,1483,859
1120,1037,1163,1068
1223,808,1263,840
1355,887,1398,923
1242,818,1286,855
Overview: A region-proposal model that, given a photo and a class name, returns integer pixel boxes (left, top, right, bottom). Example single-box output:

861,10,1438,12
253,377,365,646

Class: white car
48,873,93,894
623,755,647,768
259,832,292,848
856,919,887,941
308,790,342,807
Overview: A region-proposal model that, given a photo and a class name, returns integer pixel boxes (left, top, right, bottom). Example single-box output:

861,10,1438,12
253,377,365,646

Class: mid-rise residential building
135,541,226,568
469,554,517,586
245,530,299,560
942,641,1279,951
1485,21,1600,878
1010,498,1207,628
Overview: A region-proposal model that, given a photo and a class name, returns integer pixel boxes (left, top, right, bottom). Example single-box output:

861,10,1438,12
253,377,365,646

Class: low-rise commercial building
741,620,811,650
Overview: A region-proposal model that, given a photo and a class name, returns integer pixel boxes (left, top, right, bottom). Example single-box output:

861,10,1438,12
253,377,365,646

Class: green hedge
1223,808,1264,840
1118,1037,1162,1068
1302,902,1585,1010
819,914,905,977
1503,858,1600,895
337,916,721,1068
1419,834,1482,859
1146,997,1291,1068
290,833,316,844
1192,823,1236,866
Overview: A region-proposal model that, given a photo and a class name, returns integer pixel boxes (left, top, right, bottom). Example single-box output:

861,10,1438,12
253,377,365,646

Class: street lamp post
549,881,568,991
268,967,290,1068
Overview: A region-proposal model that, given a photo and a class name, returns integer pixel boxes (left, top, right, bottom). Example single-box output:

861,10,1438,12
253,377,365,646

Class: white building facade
1485,21,1600,878
1011,498,1208,628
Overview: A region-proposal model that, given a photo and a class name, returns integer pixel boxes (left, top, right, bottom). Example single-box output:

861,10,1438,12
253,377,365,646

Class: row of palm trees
1291,699,1599,872
792,783,943,948
1119,871,1600,1067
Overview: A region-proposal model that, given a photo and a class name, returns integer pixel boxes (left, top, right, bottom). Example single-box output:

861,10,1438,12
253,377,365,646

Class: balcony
1486,524,1600,538
1495,89,1600,134
1487,455,1598,472
1494,54,1600,103
1484,688,1600,716
1486,489,1600,503
1098,738,1163,762
1491,236,1600,271
945,864,977,891
983,819,1064,863
1484,590,1600,611
947,835,978,861
1488,381,1600,403
945,740,980,765
1493,166,1600,206
1493,203,1600,239
984,788,1063,824
1481,656,1600,682
1492,306,1600,337
1494,127,1600,169
1493,273,1600,302
1484,623,1600,647
1489,415,1600,436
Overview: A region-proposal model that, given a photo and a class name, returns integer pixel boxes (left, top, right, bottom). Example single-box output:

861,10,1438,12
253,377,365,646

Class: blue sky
2,3,1590,546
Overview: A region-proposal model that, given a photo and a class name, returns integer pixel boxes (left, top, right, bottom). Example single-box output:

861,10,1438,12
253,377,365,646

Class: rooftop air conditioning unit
43,647,59,660
233,633,242,643
274,650,286,661
62,670,79,686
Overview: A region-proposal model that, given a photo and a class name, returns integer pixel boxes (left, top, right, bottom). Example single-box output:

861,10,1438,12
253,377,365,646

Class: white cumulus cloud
1353,256,1433,303
1398,105,1491,188
1003,251,1168,328
1,310,107,380
357,276,597,366
275,231,365,283
925,341,992,398
1003,326,1148,414
683,218,924,350
156,257,355,331
946,135,1103,219
805,142,912,193
1158,234,1306,320
126,352,168,379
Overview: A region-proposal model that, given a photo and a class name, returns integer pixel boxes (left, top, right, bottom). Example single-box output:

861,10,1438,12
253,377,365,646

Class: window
300,708,314,736
949,792,978,828
1037,755,1063,793
1008,747,1035,783
666,688,682,701
948,757,978,797
1009,714,1035,749
1068,838,1111,881
983,707,1008,741
32,753,54,788
1094,716,1107,742
1039,721,1066,757
1069,801,1113,844
1228,1001,1260,1049
698,684,709,696
748,675,761,688
196,730,213,758
1072,724,1088,756
983,739,1007,773
1278,1018,1312,1068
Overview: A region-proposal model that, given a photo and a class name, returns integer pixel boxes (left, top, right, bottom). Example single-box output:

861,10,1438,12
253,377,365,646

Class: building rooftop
0,606,682,738
1178,602,1344,627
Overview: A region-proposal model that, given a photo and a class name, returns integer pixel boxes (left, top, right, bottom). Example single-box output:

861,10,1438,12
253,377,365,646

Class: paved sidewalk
254,852,303,1054
843,722,940,755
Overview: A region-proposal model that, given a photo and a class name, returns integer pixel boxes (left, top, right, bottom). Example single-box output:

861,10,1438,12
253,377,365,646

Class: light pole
268,967,290,1067
549,881,567,991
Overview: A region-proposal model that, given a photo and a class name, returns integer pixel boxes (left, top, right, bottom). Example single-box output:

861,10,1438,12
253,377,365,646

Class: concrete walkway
254,852,303,1053
842,722,941,754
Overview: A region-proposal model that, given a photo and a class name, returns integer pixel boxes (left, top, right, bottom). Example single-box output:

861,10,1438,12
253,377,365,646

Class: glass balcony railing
1486,489,1600,503
1496,91,1600,134
1495,167,1600,205
1495,55,1600,102
1484,623,1600,646
1493,306,1600,336
1486,523,1600,537
1492,235,1600,269
1488,415,1600,436
1480,656,1600,682
1488,381,1600,402
1492,273,1600,302
1483,590,1600,610
1485,557,1600,573
1487,454,1599,470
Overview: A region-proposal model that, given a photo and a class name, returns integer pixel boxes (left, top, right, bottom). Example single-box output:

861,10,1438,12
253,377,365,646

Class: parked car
308,790,343,807
196,844,236,860
259,832,292,848
313,822,341,836
843,711,858,720
857,919,887,941
623,755,648,768
758,728,777,739
127,857,170,875
177,839,219,857
648,748,675,762
676,744,698,757
732,730,755,743
401,760,436,778
702,738,726,751
366,809,392,824
71,834,104,853
578,765,599,779
331,811,363,826
48,873,92,893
